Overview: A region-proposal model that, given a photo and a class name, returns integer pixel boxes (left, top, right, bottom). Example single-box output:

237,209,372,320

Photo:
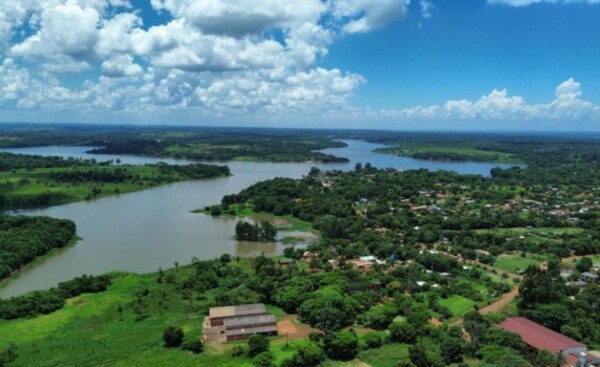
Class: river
0,140,518,297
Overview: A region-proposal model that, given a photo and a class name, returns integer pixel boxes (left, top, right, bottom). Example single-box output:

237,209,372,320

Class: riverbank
0,162,230,211
0,236,82,292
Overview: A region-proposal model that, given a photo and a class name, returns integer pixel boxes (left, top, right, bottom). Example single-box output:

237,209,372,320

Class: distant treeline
155,163,230,178
0,215,76,280
0,274,111,319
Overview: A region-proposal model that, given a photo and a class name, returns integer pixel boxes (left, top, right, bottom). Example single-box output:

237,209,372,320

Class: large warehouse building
208,303,278,342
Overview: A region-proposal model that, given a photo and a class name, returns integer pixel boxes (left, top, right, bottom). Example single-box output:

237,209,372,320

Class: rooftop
497,317,585,354
223,314,276,329
209,303,267,319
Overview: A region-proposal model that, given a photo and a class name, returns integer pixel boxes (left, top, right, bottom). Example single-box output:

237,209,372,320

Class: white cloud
150,0,325,37
10,2,101,72
346,78,599,123
333,0,411,34
101,55,143,77
488,0,600,6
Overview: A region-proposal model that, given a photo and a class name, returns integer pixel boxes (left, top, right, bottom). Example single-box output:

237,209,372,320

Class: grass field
0,262,304,367
197,203,315,233
494,254,546,273
438,295,477,317
357,343,409,367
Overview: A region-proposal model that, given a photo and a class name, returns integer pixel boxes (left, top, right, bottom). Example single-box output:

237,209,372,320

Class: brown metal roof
497,317,585,353
224,314,276,329
209,303,267,319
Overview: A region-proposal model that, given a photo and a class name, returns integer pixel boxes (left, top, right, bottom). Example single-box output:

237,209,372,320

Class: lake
0,140,518,297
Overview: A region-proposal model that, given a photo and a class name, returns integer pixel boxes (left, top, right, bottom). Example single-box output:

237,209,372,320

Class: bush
232,345,246,357
248,334,270,357
389,321,417,343
325,331,358,360
182,339,204,354
253,351,275,367
163,326,184,348
362,333,383,349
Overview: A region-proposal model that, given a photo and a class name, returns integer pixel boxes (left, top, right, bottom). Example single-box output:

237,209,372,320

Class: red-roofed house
497,317,588,366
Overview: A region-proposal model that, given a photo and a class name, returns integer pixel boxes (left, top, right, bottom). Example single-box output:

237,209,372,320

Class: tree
163,326,184,348
389,321,417,343
284,341,325,367
409,344,445,367
253,351,275,367
248,334,270,357
463,311,489,351
576,257,593,273
325,331,358,360
440,337,464,364
533,350,560,367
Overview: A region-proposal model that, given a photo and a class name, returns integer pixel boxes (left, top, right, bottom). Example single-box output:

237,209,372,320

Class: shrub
163,326,184,348
182,339,203,354
362,333,383,349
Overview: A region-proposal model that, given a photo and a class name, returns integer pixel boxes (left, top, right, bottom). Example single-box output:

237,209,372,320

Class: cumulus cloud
332,0,411,34
488,0,600,6
101,55,143,77
150,0,325,37
348,78,599,124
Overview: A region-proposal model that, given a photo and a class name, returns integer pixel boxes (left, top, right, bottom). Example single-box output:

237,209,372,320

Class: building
225,325,279,341
223,314,278,341
208,303,268,327
497,317,588,366
580,272,599,283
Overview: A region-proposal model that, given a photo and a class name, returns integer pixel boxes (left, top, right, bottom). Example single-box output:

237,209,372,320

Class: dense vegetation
235,221,277,242
0,274,111,319
0,124,349,163
0,153,229,210
0,215,76,280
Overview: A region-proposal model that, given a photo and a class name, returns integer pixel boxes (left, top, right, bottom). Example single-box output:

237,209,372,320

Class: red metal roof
497,317,585,353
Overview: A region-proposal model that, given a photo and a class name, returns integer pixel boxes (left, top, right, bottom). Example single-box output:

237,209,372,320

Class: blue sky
0,0,599,131
326,0,600,110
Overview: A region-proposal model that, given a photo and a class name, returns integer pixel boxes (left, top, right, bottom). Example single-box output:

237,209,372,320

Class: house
348,259,373,272
359,255,385,265
497,317,588,366
277,259,296,268
208,304,268,327
302,251,316,261
580,272,599,283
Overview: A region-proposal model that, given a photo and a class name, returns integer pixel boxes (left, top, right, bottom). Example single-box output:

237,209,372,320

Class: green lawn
494,254,545,274
438,295,477,317
357,343,410,367
197,203,315,233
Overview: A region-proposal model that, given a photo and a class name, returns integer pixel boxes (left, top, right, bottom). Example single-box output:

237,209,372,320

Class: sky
0,0,599,131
